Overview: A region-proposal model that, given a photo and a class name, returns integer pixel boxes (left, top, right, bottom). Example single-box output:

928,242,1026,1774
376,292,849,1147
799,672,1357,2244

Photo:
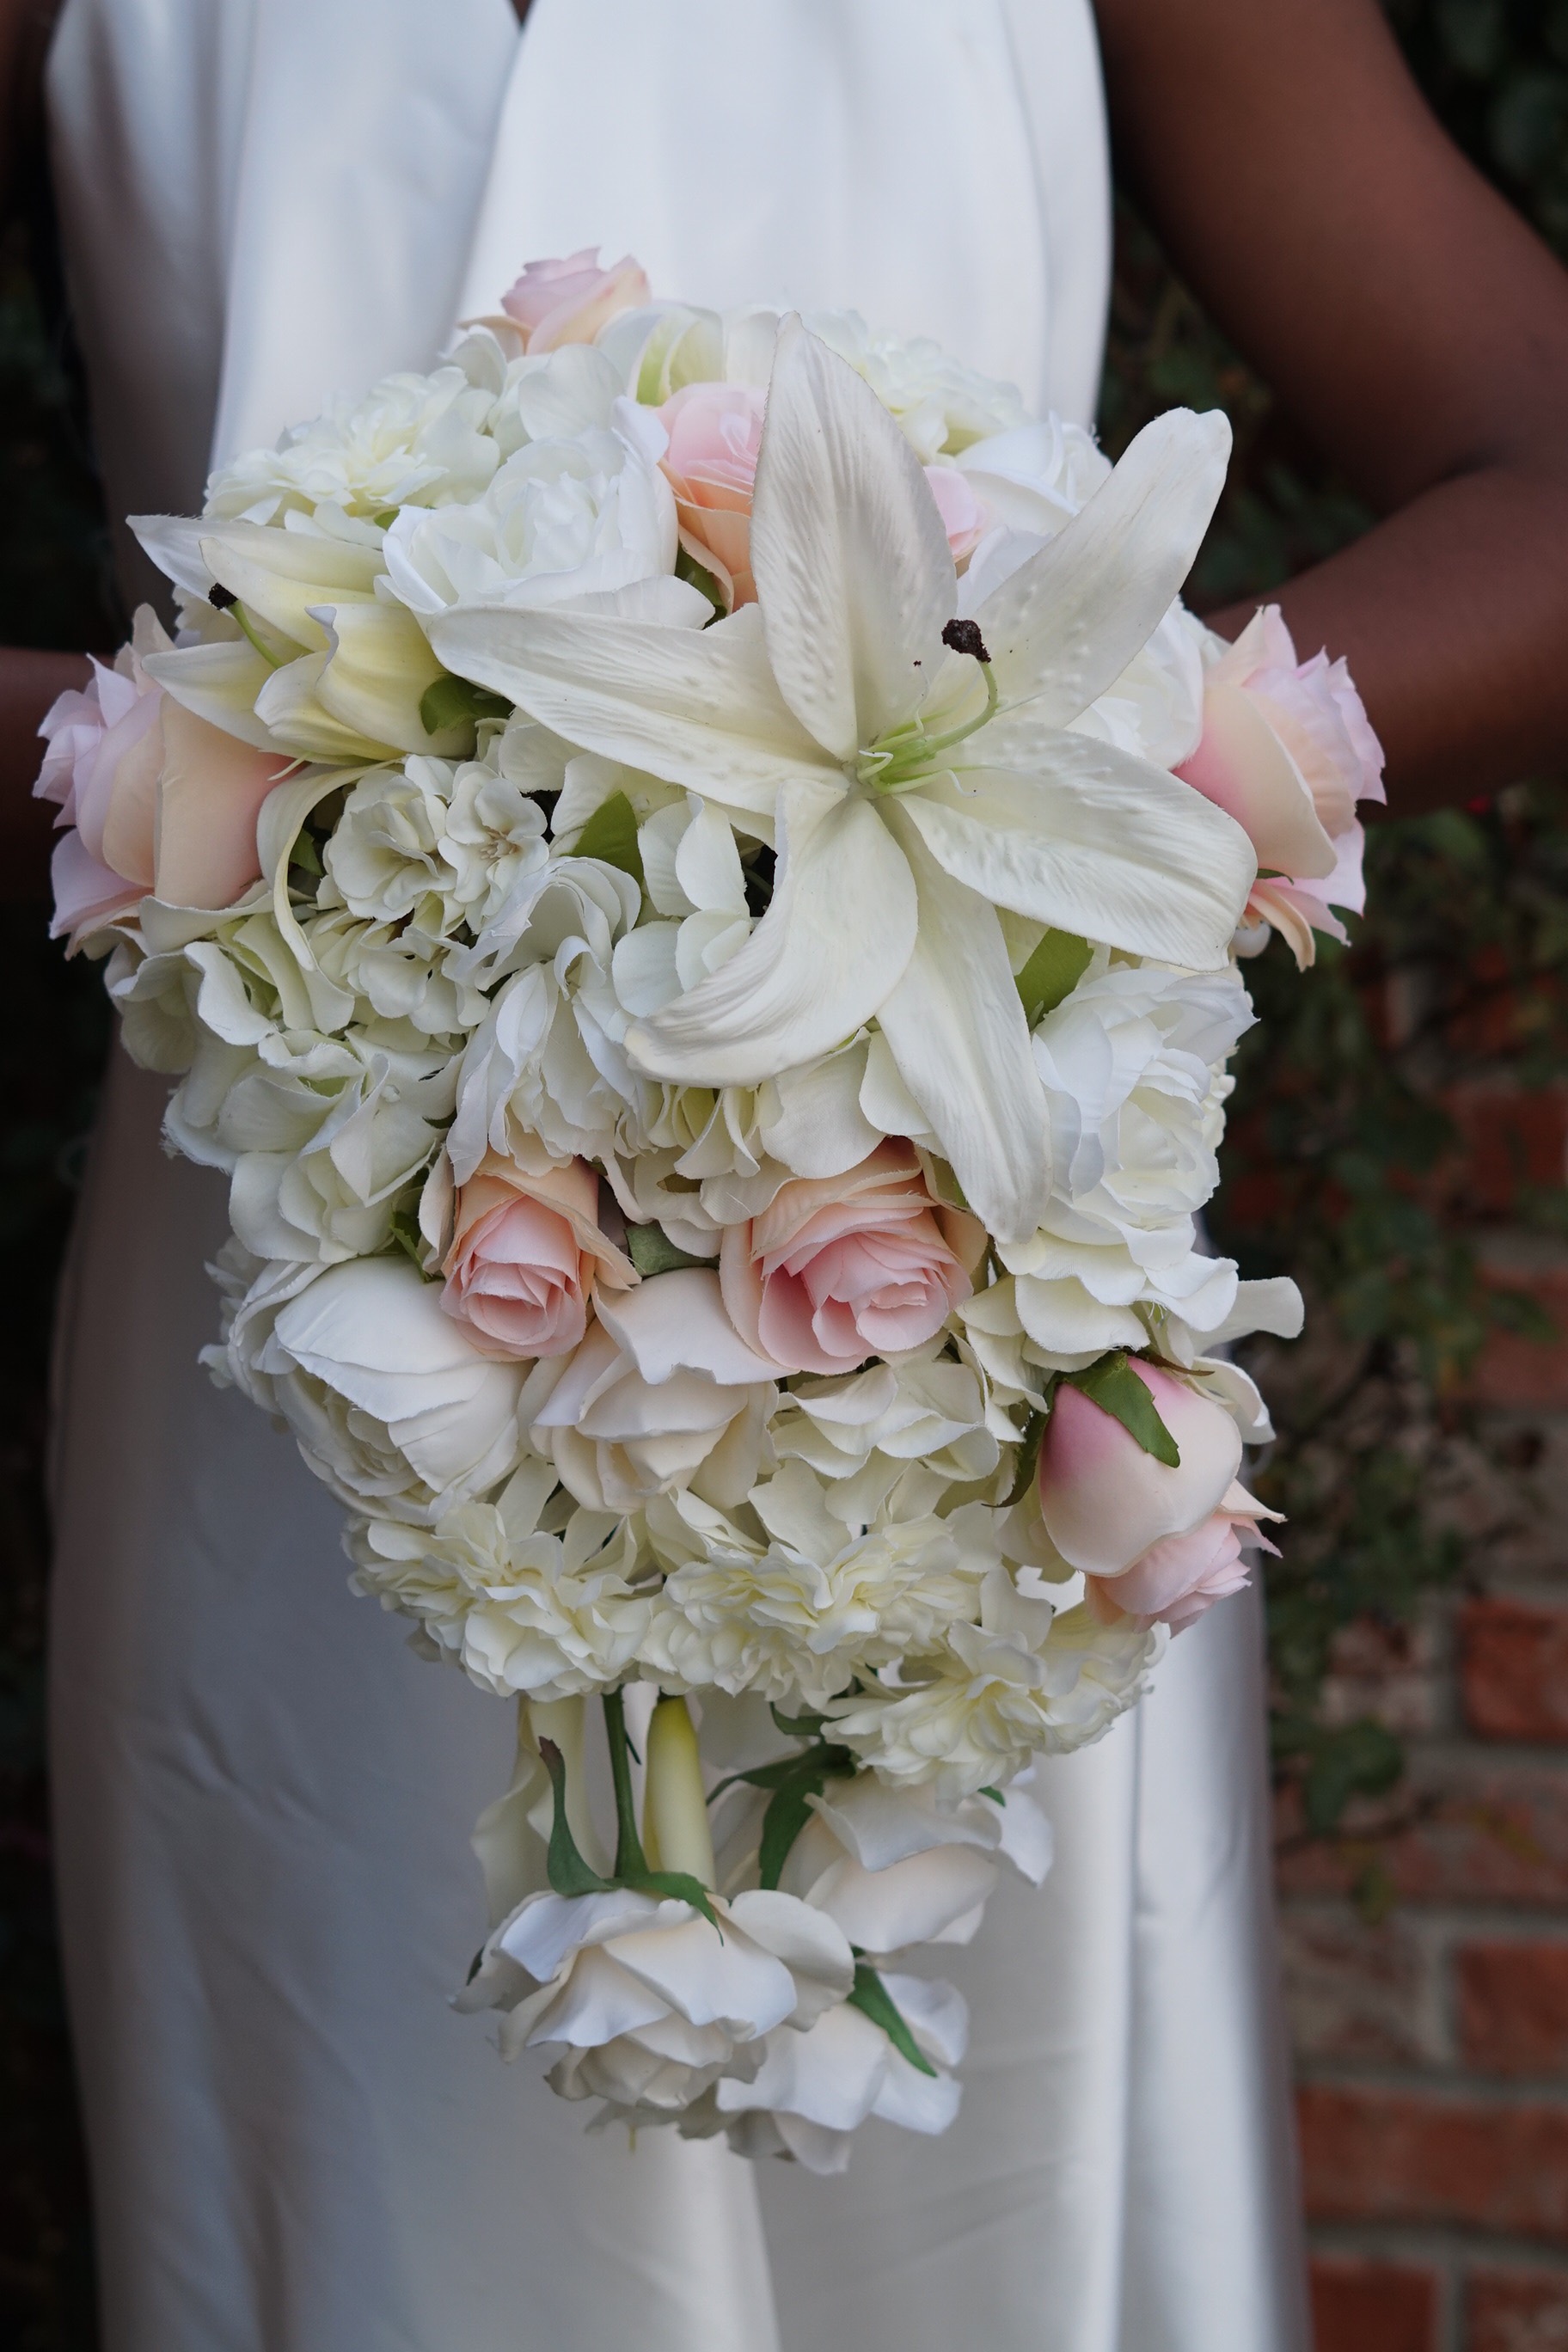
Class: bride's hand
1097,0,1568,815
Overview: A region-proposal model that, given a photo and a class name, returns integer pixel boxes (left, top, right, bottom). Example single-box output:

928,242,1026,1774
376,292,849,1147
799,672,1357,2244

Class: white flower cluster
46,253,1351,2161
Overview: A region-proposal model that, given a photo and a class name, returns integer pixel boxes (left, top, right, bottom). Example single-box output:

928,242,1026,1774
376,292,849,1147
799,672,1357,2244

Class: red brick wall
1277,1185,1568,2350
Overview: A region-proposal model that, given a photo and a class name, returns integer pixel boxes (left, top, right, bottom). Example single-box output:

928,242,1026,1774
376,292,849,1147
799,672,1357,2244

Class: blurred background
3,5,1568,2348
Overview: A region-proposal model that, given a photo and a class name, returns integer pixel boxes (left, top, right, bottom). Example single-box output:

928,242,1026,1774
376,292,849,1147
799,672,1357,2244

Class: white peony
383,426,677,616
997,959,1256,1358
346,1458,649,1700
524,1271,778,1513
209,1248,527,1525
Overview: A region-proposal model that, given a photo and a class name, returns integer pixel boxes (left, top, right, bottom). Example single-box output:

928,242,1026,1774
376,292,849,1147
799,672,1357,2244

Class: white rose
805,310,1024,460
525,1270,778,1513
709,1979,967,2174
456,1883,853,2116
210,1250,527,1525
346,1458,649,1699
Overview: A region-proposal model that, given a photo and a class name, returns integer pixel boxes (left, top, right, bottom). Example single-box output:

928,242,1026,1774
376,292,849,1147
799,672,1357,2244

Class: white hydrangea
769,1351,1014,1524
203,339,505,525
805,311,1025,461
320,745,549,938
640,1463,997,1711
346,1459,651,1700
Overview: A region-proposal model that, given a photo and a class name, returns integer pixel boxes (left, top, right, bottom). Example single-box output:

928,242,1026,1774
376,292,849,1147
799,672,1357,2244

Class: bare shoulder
1091,0,1568,503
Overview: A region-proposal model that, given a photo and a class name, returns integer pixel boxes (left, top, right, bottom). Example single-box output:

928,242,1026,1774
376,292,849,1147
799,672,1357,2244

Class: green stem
602,1689,648,1880
231,600,285,671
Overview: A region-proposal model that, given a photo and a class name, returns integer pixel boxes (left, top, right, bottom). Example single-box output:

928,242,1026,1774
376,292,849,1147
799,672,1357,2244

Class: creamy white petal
875,814,1050,1243
972,408,1231,724
750,318,953,756
427,600,830,820
627,780,917,1085
910,727,1254,970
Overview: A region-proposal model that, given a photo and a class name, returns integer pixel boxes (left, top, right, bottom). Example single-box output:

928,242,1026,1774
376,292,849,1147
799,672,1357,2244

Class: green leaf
389,1201,436,1278
418,672,511,736
1302,1719,1404,1837
571,789,645,884
675,541,726,618
977,1786,1003,1805
625,1222,714,1277
1002,1405,1047,1505
756,1748,856,1889
1063,1352,1180,1467
847,1961,937,2078
371,507,401,530
1015,928,1093,1026
536,1738,614,1899
770,1703,830,1739
621,1865,720,1932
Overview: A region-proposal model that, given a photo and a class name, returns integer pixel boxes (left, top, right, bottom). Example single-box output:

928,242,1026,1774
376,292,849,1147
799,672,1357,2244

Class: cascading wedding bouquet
38,249,1382,2172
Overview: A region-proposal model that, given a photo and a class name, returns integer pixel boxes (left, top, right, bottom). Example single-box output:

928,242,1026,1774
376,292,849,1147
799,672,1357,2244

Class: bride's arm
0,0,88,894
1096,0,1568,815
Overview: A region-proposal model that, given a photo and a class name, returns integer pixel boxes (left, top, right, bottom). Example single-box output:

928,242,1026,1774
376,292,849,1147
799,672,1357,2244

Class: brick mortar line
1296,2064,1568,2101
1277,1896,1568,1936
1308,2221,1568,2274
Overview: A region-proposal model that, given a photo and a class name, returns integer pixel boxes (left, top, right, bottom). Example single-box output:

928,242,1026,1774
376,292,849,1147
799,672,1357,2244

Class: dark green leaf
1002,1406,1047,1505
1302,1719,1404,1837
572,789,645,883
1063,1352,1180,1467
757,1749,856,1889
622,1866,720,1932
418,671,511,736
537,1738,614,1898
847,1962,937,2077
1014,928,1093,1026
625,1222,714,1277
675,541,726,618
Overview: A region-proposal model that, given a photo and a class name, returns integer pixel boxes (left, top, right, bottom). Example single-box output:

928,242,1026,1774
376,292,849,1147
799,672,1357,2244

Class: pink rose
658,381,768,609
441,1150,636,1361
35,613,288,951
499,249,651,352
1084,1483,1279,1634
1177,604,1386,970
1037,1361,1243,1577
720,1142,983,1376
655,386,991,610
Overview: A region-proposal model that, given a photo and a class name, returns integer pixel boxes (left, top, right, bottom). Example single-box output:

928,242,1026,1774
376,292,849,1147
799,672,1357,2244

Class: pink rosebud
35,612,286,952
1177,605,1385,970
441,1151,636,1361
655,385,991,610
1037,1362,1242,1578
499,249,650,352
720,1141,983,1376
1084,1481,1281,1634
658,380,768,609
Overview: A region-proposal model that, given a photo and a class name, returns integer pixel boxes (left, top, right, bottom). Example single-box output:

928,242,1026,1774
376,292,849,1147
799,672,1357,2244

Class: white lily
430,324,1253,1240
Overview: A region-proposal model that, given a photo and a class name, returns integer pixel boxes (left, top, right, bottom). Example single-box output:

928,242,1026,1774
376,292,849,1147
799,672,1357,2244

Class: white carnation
346,1459,650,1700
640,1463,996,1710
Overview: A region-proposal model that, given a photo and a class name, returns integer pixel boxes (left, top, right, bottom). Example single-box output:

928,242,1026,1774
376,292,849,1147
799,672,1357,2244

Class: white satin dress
44,4,1310,2347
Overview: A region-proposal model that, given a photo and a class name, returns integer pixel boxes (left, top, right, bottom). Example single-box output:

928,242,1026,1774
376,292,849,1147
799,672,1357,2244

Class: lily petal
876,812,1050,1242
910,724,1255,969
627,778,917,1084
750,317,953,757
427,600,829,822
972,408,1231,726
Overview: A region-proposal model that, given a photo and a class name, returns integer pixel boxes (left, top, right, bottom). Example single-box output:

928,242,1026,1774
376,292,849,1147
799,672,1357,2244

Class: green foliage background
0,4,1565,2343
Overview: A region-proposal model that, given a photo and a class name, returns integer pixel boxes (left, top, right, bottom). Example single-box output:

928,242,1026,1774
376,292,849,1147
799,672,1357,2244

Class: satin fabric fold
43,2,1308,2344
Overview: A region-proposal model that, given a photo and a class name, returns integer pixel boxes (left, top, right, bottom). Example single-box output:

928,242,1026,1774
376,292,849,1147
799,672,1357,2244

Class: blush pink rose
720,1142,983,1376
1037,1361,1243,1577
658,381,768,609
499,249,651,352
35,613,287,951
655,385,993,609
441,1150,637,1361
1084,1481,1281,1634
1176,604,1386,970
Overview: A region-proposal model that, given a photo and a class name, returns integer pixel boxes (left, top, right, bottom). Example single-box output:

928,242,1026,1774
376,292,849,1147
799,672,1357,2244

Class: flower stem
603,1688,648,1880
